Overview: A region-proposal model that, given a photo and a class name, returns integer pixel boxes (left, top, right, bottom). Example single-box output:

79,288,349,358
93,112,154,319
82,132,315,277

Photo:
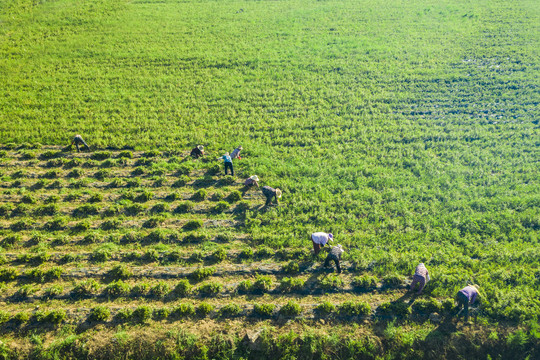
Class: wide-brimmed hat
224,152,229,156
238,146,243,150
275,189,282,198
337,244,345,253
250,175,259,181
328,233,334,241
197,145,204,151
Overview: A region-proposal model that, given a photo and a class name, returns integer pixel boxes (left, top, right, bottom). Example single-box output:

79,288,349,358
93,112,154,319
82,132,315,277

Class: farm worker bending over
262,186,281,206
230,146,243,160
456,285,479,321
70,134,90,152
310,232,333,255
409,263,430,294
190,145,204,159
324,244,345,274
221,152,234,175
244,175,259,187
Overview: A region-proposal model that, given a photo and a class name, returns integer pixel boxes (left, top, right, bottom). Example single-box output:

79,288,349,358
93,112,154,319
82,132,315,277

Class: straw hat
337,244,345,253
224,152,229,156
250,175,259,181
238,146,243,150
275,188,282,198
197,145,204,151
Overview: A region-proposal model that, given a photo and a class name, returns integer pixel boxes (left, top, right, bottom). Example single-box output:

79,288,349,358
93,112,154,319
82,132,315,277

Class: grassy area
0,0,539,358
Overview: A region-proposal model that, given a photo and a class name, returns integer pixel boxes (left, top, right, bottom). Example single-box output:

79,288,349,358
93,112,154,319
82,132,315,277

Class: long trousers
324,254,341,273
224,162,234,175
456,291,469,320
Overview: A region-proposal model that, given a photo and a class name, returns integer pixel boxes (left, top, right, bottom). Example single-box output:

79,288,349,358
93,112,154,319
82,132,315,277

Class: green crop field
0,0,539,358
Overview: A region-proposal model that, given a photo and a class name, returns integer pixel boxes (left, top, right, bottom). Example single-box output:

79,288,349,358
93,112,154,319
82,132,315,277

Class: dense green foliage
0,0,539,357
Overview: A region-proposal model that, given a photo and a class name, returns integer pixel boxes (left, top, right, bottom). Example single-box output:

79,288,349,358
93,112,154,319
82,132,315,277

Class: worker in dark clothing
262,186,281,206
456,285,480,321
324,245,345,274
190,145,204,159
70,135,90,152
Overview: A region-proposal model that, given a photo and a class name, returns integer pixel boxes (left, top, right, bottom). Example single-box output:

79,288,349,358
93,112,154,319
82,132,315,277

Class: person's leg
224,163,229,175
81,138,90,150
334,258,341,273
410,277,419,291
417,277,426,294
313,241,321,255
230,163,234,176
75,142,80,152
464,301,469,321
456,292,467,317
265,195,272,206
323,255,330,267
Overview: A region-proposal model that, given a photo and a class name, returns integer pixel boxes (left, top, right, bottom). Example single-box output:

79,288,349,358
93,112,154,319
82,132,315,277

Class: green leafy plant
280,301,302,317
153,307,170,320
174,202,194,214
198,282,223,296
213,201,230,213
196,302,214,317
339,301,371,317
191,189,207,201
279,277,305,293
282,261,300,274
172,280,192,297
171,303,195,318
150,281,171,298
237,280,253,294
131,306,152,323
219,304,242,317
191,267,216,282
183,219,203,231
253,303,276,318
352,275,378,292
378,301,411,317
104,280,131,298
226,190,242,203
89,306,111,322
320,275,344,291
253,275,273,293
211,248,228,263
316,301,336,316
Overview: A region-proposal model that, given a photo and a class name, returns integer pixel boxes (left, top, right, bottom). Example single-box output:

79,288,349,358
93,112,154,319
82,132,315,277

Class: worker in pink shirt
310,232,333,255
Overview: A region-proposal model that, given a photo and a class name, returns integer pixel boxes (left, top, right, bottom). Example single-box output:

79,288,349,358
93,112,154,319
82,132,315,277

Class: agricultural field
0,0,539,358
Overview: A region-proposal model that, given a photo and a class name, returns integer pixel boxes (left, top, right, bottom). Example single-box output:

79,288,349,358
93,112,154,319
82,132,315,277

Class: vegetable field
1,0,539,358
